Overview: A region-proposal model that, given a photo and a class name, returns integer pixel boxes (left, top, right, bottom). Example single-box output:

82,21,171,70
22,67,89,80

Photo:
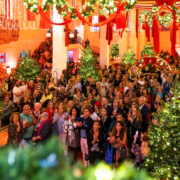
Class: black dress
87,130,104,164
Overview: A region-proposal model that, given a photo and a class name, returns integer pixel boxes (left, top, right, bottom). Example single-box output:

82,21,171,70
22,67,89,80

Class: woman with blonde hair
53,105,68,155
19,90,34,112
114,91,123,101
8,112,27,146
46,77,57,89
127,106,142,150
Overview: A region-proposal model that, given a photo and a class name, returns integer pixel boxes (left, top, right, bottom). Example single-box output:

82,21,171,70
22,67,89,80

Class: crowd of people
0,53,179,170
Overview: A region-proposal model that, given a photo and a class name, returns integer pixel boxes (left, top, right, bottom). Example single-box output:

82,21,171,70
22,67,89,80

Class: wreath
139,4,180,28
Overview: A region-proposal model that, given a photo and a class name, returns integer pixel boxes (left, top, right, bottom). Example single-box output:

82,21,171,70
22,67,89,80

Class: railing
69,36,99,54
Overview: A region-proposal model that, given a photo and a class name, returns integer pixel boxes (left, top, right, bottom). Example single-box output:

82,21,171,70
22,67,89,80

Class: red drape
166,5,176,57
106,22,113,45
145,15,150,42
38,6,72,26
27,10,35,21
115,2,126,29
155,0,176,7
136,9,139,38
152,13,160,53
144,57,157,65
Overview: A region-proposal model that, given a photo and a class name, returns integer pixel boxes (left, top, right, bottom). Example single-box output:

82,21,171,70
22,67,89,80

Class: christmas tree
122,48,136,66
145,80,180,179
110,43,119,58
141,43,154,58
16,56,41,81
79,46,99,82
0,137,152,180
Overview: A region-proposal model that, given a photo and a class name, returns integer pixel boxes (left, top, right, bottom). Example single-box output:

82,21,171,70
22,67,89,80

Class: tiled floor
0,128,8,147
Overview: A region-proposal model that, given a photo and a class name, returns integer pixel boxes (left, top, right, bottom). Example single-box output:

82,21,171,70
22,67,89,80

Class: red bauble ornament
83,9,86,12
124,1,129,5
109,6,112,9
100,6,103,9
29,2,33,6
46,4,50,8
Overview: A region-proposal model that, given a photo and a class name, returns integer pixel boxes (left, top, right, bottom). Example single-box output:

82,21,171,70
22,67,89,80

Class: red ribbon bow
155,0,176,7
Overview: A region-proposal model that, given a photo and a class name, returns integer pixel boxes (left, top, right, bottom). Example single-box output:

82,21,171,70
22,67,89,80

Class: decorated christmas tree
141,43,155,58
16,56,41,81
122,48,136,66
79,46,99,82
145,80,180,179
0,137,153,180
110,43,119,58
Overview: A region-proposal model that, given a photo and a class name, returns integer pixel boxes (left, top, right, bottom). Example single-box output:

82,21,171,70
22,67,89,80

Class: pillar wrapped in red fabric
27,10,35,21
155,0,176,7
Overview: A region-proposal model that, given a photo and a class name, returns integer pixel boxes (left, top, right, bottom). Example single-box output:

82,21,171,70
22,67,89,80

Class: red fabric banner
27,10,35,21
119,28,124,38
152,13,160,53
155,0,176,7
166,5,176,57
144,57,157,65
136,9,139,38
106,22,113,45
39,10,51,29
38,6,72,26
115,3,126,29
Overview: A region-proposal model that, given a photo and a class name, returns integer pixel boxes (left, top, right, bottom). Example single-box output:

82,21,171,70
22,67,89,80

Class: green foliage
0,137,153,180
79,46,99,82
122,48,136,66
110,43,119,58
145,81,180,179
16,56,41,81
141,43,155,58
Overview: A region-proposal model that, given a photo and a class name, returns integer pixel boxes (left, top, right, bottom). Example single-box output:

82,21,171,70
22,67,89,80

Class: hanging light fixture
69,33,74,38
46,32,51,38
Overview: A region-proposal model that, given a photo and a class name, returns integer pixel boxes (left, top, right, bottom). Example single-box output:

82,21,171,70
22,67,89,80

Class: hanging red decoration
155,0,176,7
27,10,35,21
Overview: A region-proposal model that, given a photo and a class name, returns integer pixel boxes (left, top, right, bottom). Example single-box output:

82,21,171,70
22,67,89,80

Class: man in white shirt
13,81,21,108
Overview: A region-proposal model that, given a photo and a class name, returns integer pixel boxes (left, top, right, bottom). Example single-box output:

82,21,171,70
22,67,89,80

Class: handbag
116,146,131,164
105,144,113,165
19,139,29,149
85,153,89,161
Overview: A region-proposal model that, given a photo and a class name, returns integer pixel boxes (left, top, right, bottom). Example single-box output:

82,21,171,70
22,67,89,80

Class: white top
13,86,21,103
20,85,27,92
138,80,145,86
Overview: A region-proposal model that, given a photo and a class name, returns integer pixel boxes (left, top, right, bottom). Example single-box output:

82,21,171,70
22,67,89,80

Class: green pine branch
122,48,136,66
79,46,99,82
141,43,155,58
110,43,119,58
16,56,41,81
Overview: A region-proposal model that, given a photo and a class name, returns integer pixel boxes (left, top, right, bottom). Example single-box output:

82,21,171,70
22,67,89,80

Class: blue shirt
20,112,34,139
156,92,163,99
75,82,82,91
80,118,87,138
163,81,172,95
53,112,68,134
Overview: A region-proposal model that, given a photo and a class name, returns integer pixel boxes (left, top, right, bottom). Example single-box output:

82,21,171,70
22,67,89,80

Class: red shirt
45,108,55,126
27,82,35,93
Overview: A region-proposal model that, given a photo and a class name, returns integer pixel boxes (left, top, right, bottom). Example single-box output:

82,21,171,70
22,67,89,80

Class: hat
95,101,101,108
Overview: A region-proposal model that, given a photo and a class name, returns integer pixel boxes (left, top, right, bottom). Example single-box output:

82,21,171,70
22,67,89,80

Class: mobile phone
136,131,139,138
107,137,110,140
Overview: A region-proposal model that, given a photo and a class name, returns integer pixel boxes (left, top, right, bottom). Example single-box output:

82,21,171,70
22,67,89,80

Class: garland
139,11,153,27
139,4,180,28
24,0,137,20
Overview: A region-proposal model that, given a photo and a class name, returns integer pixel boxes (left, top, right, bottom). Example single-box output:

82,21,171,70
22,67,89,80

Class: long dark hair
69,107,80,118
111,121,126,141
